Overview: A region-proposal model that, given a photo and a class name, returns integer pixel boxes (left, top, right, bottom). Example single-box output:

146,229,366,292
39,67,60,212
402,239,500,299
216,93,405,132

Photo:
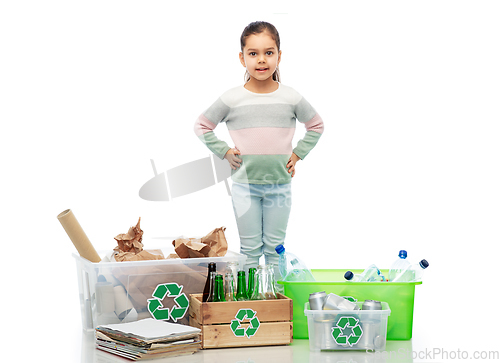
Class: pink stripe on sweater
194,114,217,136
229,127,295,155
304,113,324,134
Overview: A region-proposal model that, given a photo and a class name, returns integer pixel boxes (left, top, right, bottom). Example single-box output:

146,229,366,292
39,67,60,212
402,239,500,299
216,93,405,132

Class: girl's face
239,31,281,83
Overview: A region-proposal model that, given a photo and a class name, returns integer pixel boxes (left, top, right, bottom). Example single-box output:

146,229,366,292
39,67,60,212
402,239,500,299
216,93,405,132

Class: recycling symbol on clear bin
230,309,260,338
331,316,363,347
147,282,189,322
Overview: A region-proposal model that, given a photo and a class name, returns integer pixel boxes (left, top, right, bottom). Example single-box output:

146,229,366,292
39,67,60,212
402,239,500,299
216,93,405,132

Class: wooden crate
189,293,293,349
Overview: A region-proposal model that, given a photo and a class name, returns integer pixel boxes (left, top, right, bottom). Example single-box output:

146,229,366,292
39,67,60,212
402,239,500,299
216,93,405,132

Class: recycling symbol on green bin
230,309,260,338
331,316,363,347
147,282,188,323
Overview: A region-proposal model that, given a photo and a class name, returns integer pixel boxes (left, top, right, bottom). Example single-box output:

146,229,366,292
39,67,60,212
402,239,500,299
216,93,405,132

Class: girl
194,21,324,272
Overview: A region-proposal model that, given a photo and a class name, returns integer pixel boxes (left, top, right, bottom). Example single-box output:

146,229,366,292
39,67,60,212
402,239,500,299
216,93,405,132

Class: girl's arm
293,97,324,160
194,98,232,160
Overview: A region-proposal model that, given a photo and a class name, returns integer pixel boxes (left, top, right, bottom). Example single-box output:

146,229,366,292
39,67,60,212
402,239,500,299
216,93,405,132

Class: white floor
81,330,416,363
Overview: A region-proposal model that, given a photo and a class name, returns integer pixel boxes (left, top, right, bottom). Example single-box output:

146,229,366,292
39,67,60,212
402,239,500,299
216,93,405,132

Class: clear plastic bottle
392,259,429,282
344,264,385,282
275,244,315,282
388,250,411,282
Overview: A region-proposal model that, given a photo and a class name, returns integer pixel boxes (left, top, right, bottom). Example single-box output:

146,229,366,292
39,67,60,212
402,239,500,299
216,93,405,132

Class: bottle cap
275,244,285,254
419,259,429,269
399,250,407,259
344,271,354,280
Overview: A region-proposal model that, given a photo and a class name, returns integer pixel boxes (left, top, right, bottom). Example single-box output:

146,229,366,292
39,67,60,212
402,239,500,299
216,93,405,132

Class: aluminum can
313,316,336,350
362,299,382,310
355,319,381,350
309,291,327,310
323,293,359,311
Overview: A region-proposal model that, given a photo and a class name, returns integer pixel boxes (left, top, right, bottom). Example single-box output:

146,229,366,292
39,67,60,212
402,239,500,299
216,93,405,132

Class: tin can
362,300,382,310
323,293,359,311
309,291,327,310
313,316,336,350
355,319,381,350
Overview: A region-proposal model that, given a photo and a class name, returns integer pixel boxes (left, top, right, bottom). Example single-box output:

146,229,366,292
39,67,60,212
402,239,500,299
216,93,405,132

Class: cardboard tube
57,209,101,262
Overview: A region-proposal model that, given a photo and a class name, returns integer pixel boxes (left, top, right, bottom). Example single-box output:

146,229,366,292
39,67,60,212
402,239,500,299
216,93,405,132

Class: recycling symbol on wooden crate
147,282,188,322
230,309,260,338
331,316,363,346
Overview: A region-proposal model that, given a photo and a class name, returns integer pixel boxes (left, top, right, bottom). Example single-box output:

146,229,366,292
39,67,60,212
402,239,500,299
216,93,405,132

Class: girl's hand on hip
286,153,301,177
224,148,242,170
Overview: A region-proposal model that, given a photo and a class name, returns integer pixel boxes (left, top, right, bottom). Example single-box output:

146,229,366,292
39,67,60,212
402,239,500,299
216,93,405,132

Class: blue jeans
231,182,292,270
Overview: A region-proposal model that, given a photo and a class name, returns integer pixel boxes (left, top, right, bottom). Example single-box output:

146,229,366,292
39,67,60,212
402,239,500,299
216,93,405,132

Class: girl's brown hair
240,21,281,83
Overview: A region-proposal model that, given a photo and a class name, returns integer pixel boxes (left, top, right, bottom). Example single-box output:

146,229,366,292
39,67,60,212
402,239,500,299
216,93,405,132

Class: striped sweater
194,83,324,184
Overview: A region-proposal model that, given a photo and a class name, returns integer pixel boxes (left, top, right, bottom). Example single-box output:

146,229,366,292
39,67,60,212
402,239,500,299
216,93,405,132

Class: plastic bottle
388,250,411,282
344,264,385,282
275,244,316,282
391,259,429,282
203,263,216,302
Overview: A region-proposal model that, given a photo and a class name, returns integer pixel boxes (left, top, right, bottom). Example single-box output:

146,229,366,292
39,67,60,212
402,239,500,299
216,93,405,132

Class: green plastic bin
279,269,421,340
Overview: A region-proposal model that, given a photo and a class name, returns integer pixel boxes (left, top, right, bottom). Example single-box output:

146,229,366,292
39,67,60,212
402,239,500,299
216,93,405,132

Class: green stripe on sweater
231,154,292,184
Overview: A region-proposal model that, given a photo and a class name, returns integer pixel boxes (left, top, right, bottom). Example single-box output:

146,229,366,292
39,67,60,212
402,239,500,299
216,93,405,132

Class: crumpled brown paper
113,217,165,262
171,227,228,259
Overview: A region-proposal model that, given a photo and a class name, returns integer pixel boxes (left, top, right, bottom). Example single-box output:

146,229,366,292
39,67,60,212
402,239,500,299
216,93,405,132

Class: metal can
313,316,337,350
355,319,381,350
323,293,359,311
309,291,327,310
362,300,382,310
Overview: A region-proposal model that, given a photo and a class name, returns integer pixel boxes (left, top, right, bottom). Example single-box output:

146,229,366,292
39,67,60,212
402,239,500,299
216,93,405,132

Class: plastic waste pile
344,250,429,282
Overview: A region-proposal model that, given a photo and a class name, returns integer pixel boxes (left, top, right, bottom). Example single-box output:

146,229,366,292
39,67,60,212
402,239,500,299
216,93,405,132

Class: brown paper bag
113,218,166,262
171,227,228,259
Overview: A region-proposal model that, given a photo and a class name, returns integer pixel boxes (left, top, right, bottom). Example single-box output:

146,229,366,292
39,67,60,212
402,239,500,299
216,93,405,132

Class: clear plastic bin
304,301,391,352
73,250,246,332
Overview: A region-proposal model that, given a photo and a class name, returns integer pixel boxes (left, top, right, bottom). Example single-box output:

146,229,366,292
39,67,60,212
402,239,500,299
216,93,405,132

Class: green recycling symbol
230,309,260,338
331,316,363,347
147,282,188,322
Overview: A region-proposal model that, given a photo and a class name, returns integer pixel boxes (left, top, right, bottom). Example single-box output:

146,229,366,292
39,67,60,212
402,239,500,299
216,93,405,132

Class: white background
1,1,499,361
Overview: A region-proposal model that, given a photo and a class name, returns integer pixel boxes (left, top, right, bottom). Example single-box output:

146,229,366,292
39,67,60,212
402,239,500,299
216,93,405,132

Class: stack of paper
95,318,202,360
